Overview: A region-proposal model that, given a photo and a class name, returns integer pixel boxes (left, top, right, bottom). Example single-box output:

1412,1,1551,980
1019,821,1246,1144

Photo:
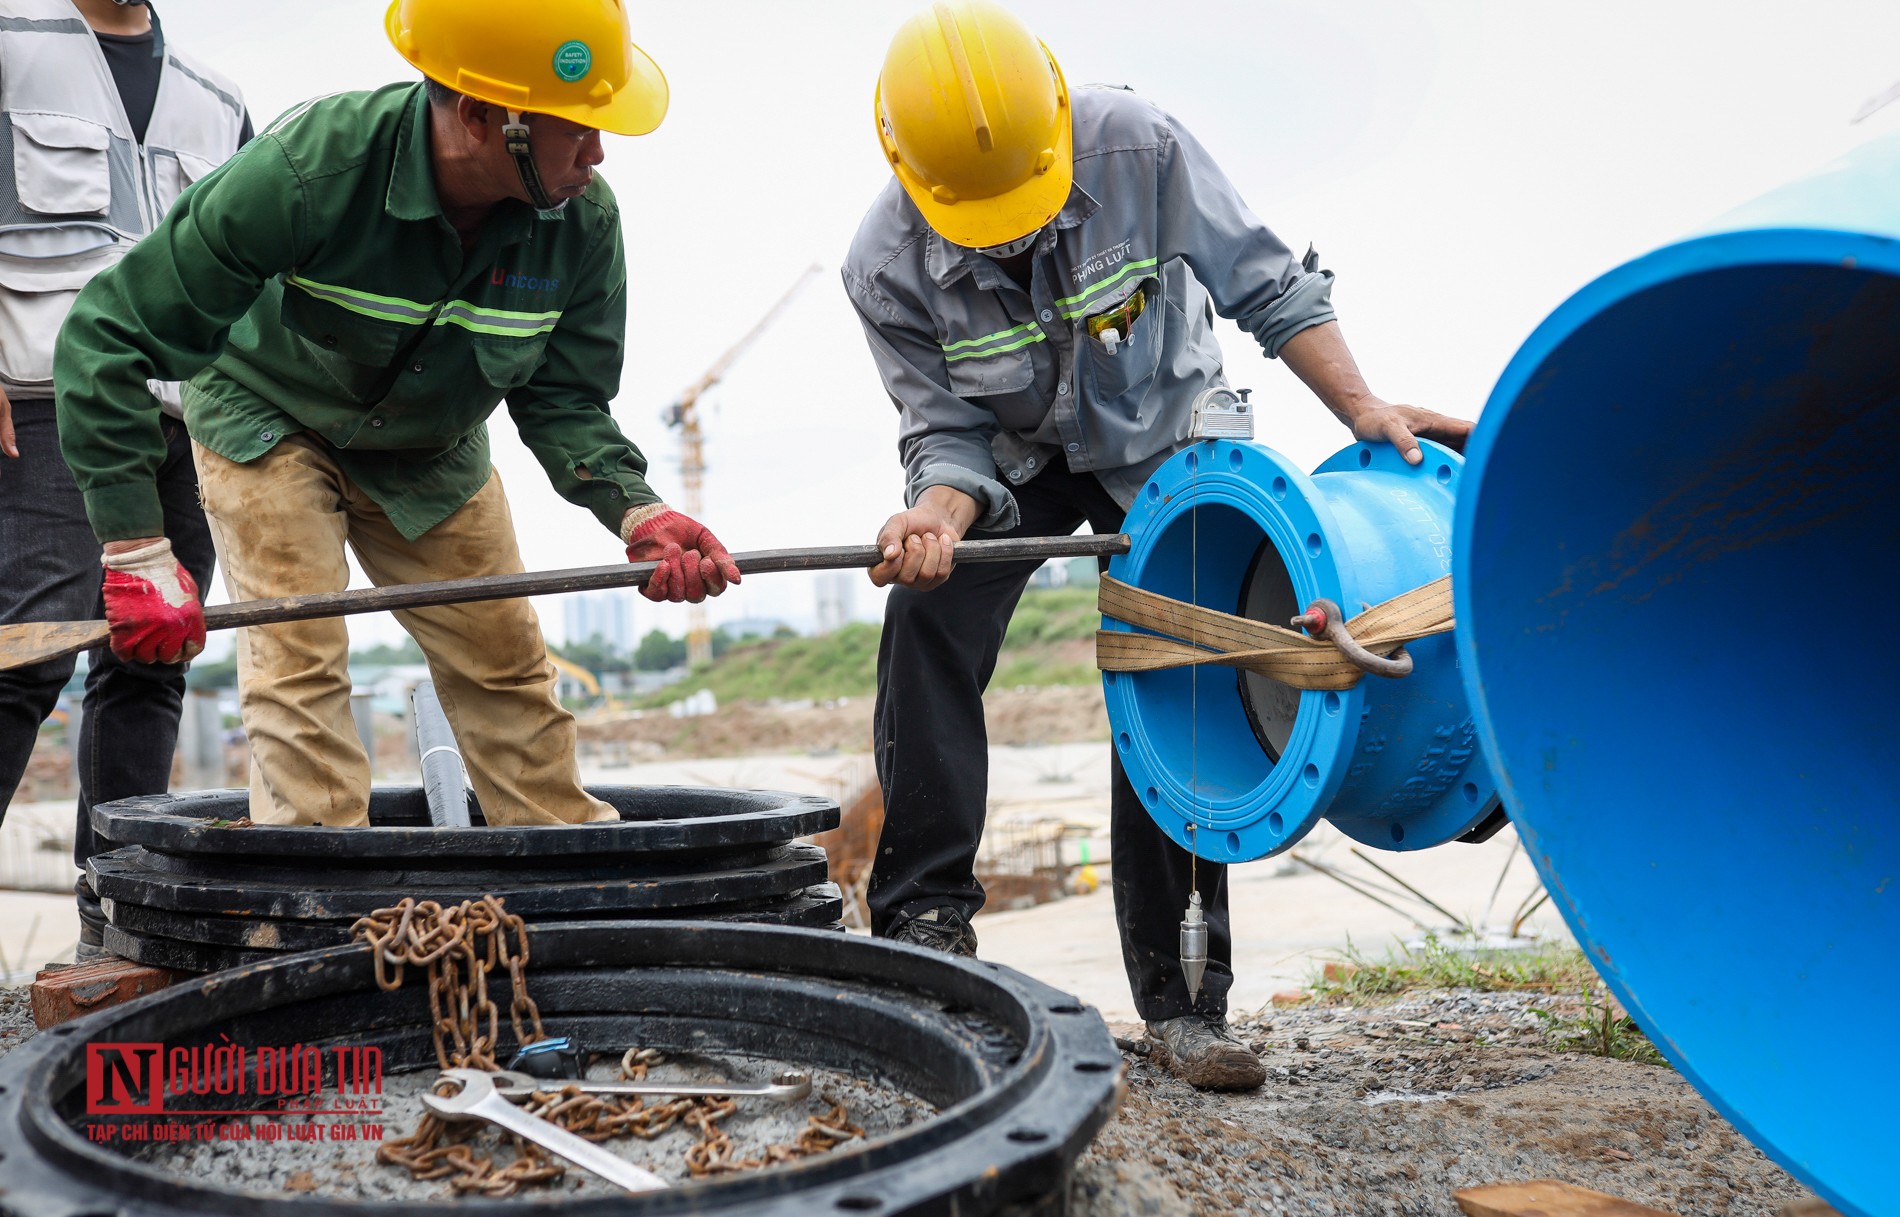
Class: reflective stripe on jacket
0,0,246,405
842,86,1335,530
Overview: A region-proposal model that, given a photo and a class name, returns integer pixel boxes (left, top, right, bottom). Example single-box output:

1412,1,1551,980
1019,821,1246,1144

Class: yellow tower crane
661,263,822,666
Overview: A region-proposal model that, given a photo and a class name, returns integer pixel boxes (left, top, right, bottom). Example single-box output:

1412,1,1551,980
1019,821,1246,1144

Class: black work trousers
870,457,1234,1022
0,399,216,921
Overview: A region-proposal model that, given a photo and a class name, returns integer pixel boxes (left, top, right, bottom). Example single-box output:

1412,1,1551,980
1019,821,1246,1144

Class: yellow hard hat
385,0,668,137
875,2,1072,249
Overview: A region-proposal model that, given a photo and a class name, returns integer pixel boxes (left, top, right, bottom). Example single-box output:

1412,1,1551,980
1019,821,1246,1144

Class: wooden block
30,957,183,1029
1777,1201,1842,1217
1455,1181,1677,1217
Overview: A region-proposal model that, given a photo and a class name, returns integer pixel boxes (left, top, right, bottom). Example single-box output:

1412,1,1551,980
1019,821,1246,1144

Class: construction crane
542,647,603,700
661,262,823,666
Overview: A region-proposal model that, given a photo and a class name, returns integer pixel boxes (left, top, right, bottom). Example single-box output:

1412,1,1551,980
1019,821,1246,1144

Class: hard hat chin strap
502,111,557,212
976,229,1041,259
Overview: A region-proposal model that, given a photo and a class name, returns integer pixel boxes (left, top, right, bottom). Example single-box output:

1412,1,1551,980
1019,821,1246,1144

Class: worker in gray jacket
842,0,1471,1090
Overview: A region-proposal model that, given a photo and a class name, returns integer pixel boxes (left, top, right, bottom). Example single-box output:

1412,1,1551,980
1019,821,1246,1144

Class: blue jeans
0,398,216,925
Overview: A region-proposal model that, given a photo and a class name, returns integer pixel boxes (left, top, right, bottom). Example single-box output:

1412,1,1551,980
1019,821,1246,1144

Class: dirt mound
577,684,1108,761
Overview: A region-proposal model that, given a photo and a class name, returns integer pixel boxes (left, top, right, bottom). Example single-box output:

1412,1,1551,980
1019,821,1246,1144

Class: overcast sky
159,0,1900,654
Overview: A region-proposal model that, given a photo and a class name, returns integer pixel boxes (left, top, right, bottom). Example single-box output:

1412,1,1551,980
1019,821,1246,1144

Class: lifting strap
1095,574,1455,691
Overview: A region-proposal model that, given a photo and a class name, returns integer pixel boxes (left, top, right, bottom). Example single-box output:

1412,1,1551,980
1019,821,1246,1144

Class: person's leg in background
72,415,218,951
0,400,95,815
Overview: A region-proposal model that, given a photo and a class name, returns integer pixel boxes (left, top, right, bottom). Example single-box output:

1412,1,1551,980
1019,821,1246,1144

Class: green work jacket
55,83,658,543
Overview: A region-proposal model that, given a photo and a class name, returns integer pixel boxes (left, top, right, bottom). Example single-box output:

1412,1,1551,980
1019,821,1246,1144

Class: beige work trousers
194,436,614,827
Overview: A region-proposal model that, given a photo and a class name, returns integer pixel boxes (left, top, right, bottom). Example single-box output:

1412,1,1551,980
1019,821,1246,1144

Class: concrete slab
581,743,1570,1023
0,890,80,982
975,820,1571,1022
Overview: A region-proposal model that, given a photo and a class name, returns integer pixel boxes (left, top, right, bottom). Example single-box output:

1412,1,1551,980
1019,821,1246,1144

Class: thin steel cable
1189,451,1200,903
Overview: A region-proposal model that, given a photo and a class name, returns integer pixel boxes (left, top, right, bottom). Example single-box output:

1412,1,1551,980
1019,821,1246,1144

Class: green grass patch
1531,989,1668,1066
1308,935,1603,1002
635,622,882,707
1306,936,1670,1067
998,585,1100,647
635,586,1105,708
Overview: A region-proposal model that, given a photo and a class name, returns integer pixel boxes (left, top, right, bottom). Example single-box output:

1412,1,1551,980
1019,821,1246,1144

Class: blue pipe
1455,134,1900,1217
1104,437,1496,864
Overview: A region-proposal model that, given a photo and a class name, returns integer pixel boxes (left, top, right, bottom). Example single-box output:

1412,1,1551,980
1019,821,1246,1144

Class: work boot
887,906,979,957
1145,1015,1266,1091
75,918,109,964
75,882,110,963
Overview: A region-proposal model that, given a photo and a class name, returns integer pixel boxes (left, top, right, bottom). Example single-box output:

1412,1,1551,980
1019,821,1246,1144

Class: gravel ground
1067,990,1815,1217
0,986,34,1053
0,983,1822,1215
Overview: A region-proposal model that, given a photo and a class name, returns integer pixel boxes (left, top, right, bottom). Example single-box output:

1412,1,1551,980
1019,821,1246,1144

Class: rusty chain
350,896,861,1197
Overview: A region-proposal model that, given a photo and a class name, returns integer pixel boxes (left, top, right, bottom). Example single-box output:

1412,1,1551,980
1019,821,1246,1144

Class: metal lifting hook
1292,598,1415,679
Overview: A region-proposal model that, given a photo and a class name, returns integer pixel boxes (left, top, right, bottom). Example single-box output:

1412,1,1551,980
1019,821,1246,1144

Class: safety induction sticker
553,40,592,82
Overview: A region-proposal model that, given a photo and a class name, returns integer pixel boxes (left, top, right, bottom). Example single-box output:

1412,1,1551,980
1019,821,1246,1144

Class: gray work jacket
842,86,1335,531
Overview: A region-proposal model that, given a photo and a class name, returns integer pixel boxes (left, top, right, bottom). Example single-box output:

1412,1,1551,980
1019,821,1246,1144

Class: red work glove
621,503,742,604
101,539,206,664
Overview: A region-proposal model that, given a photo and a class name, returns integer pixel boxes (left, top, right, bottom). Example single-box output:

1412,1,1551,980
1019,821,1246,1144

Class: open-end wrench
488,1067,813,1104
422,1068,670,1193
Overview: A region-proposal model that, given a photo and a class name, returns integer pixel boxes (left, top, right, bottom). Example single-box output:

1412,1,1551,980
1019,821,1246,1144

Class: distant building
632,666,689,695
1021,555,1100,590
1063,556,1101,587
1027,556,1099,590
563,592,636,652
722,617,793,642
814,572,857,634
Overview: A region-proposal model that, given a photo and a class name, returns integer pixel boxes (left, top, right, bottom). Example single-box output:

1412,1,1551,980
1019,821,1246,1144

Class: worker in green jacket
54,0,740,827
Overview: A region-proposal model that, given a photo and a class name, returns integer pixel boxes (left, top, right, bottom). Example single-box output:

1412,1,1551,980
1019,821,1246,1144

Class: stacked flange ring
88,786,843,972
1103,438,1499,864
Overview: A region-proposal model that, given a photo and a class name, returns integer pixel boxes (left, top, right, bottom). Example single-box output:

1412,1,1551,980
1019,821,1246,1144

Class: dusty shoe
75,900,110,963
887,906,979,957
1145,1015,1266,1091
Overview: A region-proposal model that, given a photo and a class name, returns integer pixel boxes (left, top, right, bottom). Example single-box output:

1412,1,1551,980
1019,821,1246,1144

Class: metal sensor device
1189,386,1254,440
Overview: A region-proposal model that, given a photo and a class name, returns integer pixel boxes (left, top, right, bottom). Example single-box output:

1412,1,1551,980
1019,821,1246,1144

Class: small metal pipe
410,680,471,828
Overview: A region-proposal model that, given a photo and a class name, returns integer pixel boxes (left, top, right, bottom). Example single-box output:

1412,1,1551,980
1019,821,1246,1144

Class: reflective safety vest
0,0,246,401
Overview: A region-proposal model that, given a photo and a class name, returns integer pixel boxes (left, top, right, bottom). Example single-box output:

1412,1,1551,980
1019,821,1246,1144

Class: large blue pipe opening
1455,136,1900,1217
